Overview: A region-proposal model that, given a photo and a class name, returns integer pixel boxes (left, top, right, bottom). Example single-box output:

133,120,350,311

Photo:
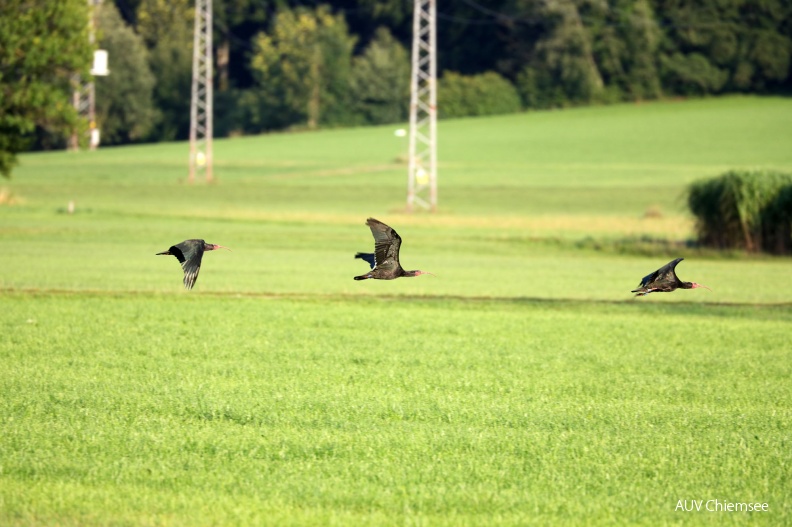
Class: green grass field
1,96,791,525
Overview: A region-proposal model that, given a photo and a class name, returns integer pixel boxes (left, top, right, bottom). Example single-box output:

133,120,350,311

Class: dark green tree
620,0,663,99
660,52,729,95
0,0,92,177
251,5,356,129
509,0,606,108
135,0,193,141
213,0,269,91
653,0,791,94
350,27,410,125
589,0,662,101
95,2,157,144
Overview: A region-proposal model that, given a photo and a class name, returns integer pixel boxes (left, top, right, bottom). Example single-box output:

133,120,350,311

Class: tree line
2,0,790,176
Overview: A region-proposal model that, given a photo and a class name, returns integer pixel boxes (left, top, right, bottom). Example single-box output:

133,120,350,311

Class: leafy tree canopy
135,0,193,141
251,5,356,129
0,0,92,177
350,27,410,125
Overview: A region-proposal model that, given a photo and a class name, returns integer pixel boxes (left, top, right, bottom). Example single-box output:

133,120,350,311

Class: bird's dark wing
639,257,683,288
637,269,660,288
355,252,377,269
172,240,205,290
366,218,402,273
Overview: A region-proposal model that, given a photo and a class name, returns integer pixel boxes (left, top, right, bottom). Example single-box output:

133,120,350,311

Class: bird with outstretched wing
354,218,432,280
632,257,710,296
157,239,230,289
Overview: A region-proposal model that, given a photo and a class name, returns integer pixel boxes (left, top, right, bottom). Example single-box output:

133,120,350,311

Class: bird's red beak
213,244,232,251
420,271,435,277
693,283,711,291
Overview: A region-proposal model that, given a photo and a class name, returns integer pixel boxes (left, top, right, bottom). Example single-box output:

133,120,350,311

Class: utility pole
189,0,213,183
406,0,437,212
70,0,107,151
69,74,93,151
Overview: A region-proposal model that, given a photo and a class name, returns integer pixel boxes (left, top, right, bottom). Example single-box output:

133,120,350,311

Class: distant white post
189,0,213,183
406,0,437,212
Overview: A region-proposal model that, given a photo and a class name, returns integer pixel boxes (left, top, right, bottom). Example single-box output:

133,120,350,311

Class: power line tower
189,0,213,183
406,0,438,212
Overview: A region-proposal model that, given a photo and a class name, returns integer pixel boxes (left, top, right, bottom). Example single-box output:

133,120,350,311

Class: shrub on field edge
438,71,522,119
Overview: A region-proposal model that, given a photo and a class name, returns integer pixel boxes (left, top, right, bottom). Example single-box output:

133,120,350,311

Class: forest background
3,0,791,159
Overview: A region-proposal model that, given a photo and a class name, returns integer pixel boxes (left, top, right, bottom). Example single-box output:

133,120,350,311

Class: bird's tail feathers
354,274,371,281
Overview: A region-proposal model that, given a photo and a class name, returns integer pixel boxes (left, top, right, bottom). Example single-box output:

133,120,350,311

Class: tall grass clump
688,170,792,253
763,184,792,254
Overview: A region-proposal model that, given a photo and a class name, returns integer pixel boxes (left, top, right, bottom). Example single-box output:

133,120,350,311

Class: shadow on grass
514,235,774,260
4,286,791,318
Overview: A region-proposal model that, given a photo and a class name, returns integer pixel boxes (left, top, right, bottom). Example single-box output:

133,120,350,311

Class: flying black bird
354,218,433,280
157,239,230,290
632,257,710,296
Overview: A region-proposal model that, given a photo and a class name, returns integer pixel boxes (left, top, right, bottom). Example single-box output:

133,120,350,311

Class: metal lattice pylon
189,0,213,183
406,0,437,212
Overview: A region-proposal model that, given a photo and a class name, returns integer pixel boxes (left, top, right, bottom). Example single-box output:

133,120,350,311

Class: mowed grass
1,96,792,525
